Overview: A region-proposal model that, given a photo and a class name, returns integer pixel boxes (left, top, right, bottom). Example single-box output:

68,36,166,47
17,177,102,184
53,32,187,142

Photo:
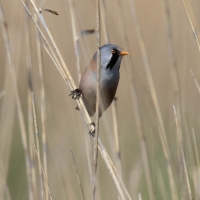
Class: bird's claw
69,89,82,99
89,122,95,137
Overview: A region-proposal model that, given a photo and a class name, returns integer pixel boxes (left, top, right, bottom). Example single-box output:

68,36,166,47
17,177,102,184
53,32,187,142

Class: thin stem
173,106,193,200
93,0,101,199
115,0,155,199
70,151,86,200
22,1,131,198
190,69,200,93
68,0,81,82
28,93,39,200
34,145,53,200
182,0,200,54
128,1,177,200
67,0,94,195
31,90,45,199
24,1,40,198
32,4,49,199
0,160,11,200
101,0,122,180
192,128,200,177
0,2,33,200
24,9,45,195
138,193,142,200
98,140,128,200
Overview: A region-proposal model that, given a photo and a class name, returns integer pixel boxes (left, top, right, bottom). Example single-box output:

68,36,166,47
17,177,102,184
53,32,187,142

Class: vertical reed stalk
31,89,45,199
161,0,184,145
128,1,178,199
115,0,155,199
28,95,39,200
98,140,128,200
192,128,200,177
173,106,192,200
68,0,94,195
32,3,49,198
138,193,142,200
22,1,131,198
70,150,86,200
93,0,101,199
0,160,11,200
182,0,200,54
34,146,53,200
101,0,122,182
0,3,33,200
190,69,200,93
24,1,40,199
157,164,169,200
24,3,45,197
68,0,81,81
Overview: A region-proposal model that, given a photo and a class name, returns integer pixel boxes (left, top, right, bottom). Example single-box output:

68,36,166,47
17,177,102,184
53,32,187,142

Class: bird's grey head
93,44,129,71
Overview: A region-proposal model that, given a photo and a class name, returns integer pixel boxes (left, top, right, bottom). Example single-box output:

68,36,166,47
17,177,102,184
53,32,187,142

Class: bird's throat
106,53,119,70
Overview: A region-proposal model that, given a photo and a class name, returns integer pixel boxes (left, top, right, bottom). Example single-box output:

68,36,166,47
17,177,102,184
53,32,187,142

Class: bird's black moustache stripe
106,52,119,70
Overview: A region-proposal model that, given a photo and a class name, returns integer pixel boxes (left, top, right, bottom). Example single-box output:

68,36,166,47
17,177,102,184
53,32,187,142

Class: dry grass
0,0,200,199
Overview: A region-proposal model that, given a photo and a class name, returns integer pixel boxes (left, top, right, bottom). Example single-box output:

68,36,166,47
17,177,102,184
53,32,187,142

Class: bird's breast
79,67,120,117
100,68,119,89
99,69,119,106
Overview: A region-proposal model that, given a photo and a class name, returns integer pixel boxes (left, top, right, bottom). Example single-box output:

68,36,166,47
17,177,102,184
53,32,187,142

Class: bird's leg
69,89,82,99
89,122,95,137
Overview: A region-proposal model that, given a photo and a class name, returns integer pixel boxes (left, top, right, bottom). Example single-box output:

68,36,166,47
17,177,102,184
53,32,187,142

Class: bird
70,44,129,131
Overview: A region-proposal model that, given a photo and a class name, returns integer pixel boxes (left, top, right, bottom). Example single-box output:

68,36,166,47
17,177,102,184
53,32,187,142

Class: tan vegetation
0,0,200,199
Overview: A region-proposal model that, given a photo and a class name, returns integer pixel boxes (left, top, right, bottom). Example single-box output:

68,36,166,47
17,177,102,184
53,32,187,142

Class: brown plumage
70,44,129,117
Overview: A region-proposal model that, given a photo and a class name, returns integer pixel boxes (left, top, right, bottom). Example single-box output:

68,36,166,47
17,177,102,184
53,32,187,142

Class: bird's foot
89,122,95,137
69,89,82,99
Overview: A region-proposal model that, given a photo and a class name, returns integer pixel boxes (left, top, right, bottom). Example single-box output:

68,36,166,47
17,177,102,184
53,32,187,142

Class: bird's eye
110,49,115,54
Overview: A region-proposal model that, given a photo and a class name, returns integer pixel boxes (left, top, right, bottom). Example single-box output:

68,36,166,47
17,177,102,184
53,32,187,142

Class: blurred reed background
0,0,200,199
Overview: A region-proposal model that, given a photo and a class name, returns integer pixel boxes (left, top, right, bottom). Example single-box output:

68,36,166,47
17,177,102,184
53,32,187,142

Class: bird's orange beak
120,50,129,56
